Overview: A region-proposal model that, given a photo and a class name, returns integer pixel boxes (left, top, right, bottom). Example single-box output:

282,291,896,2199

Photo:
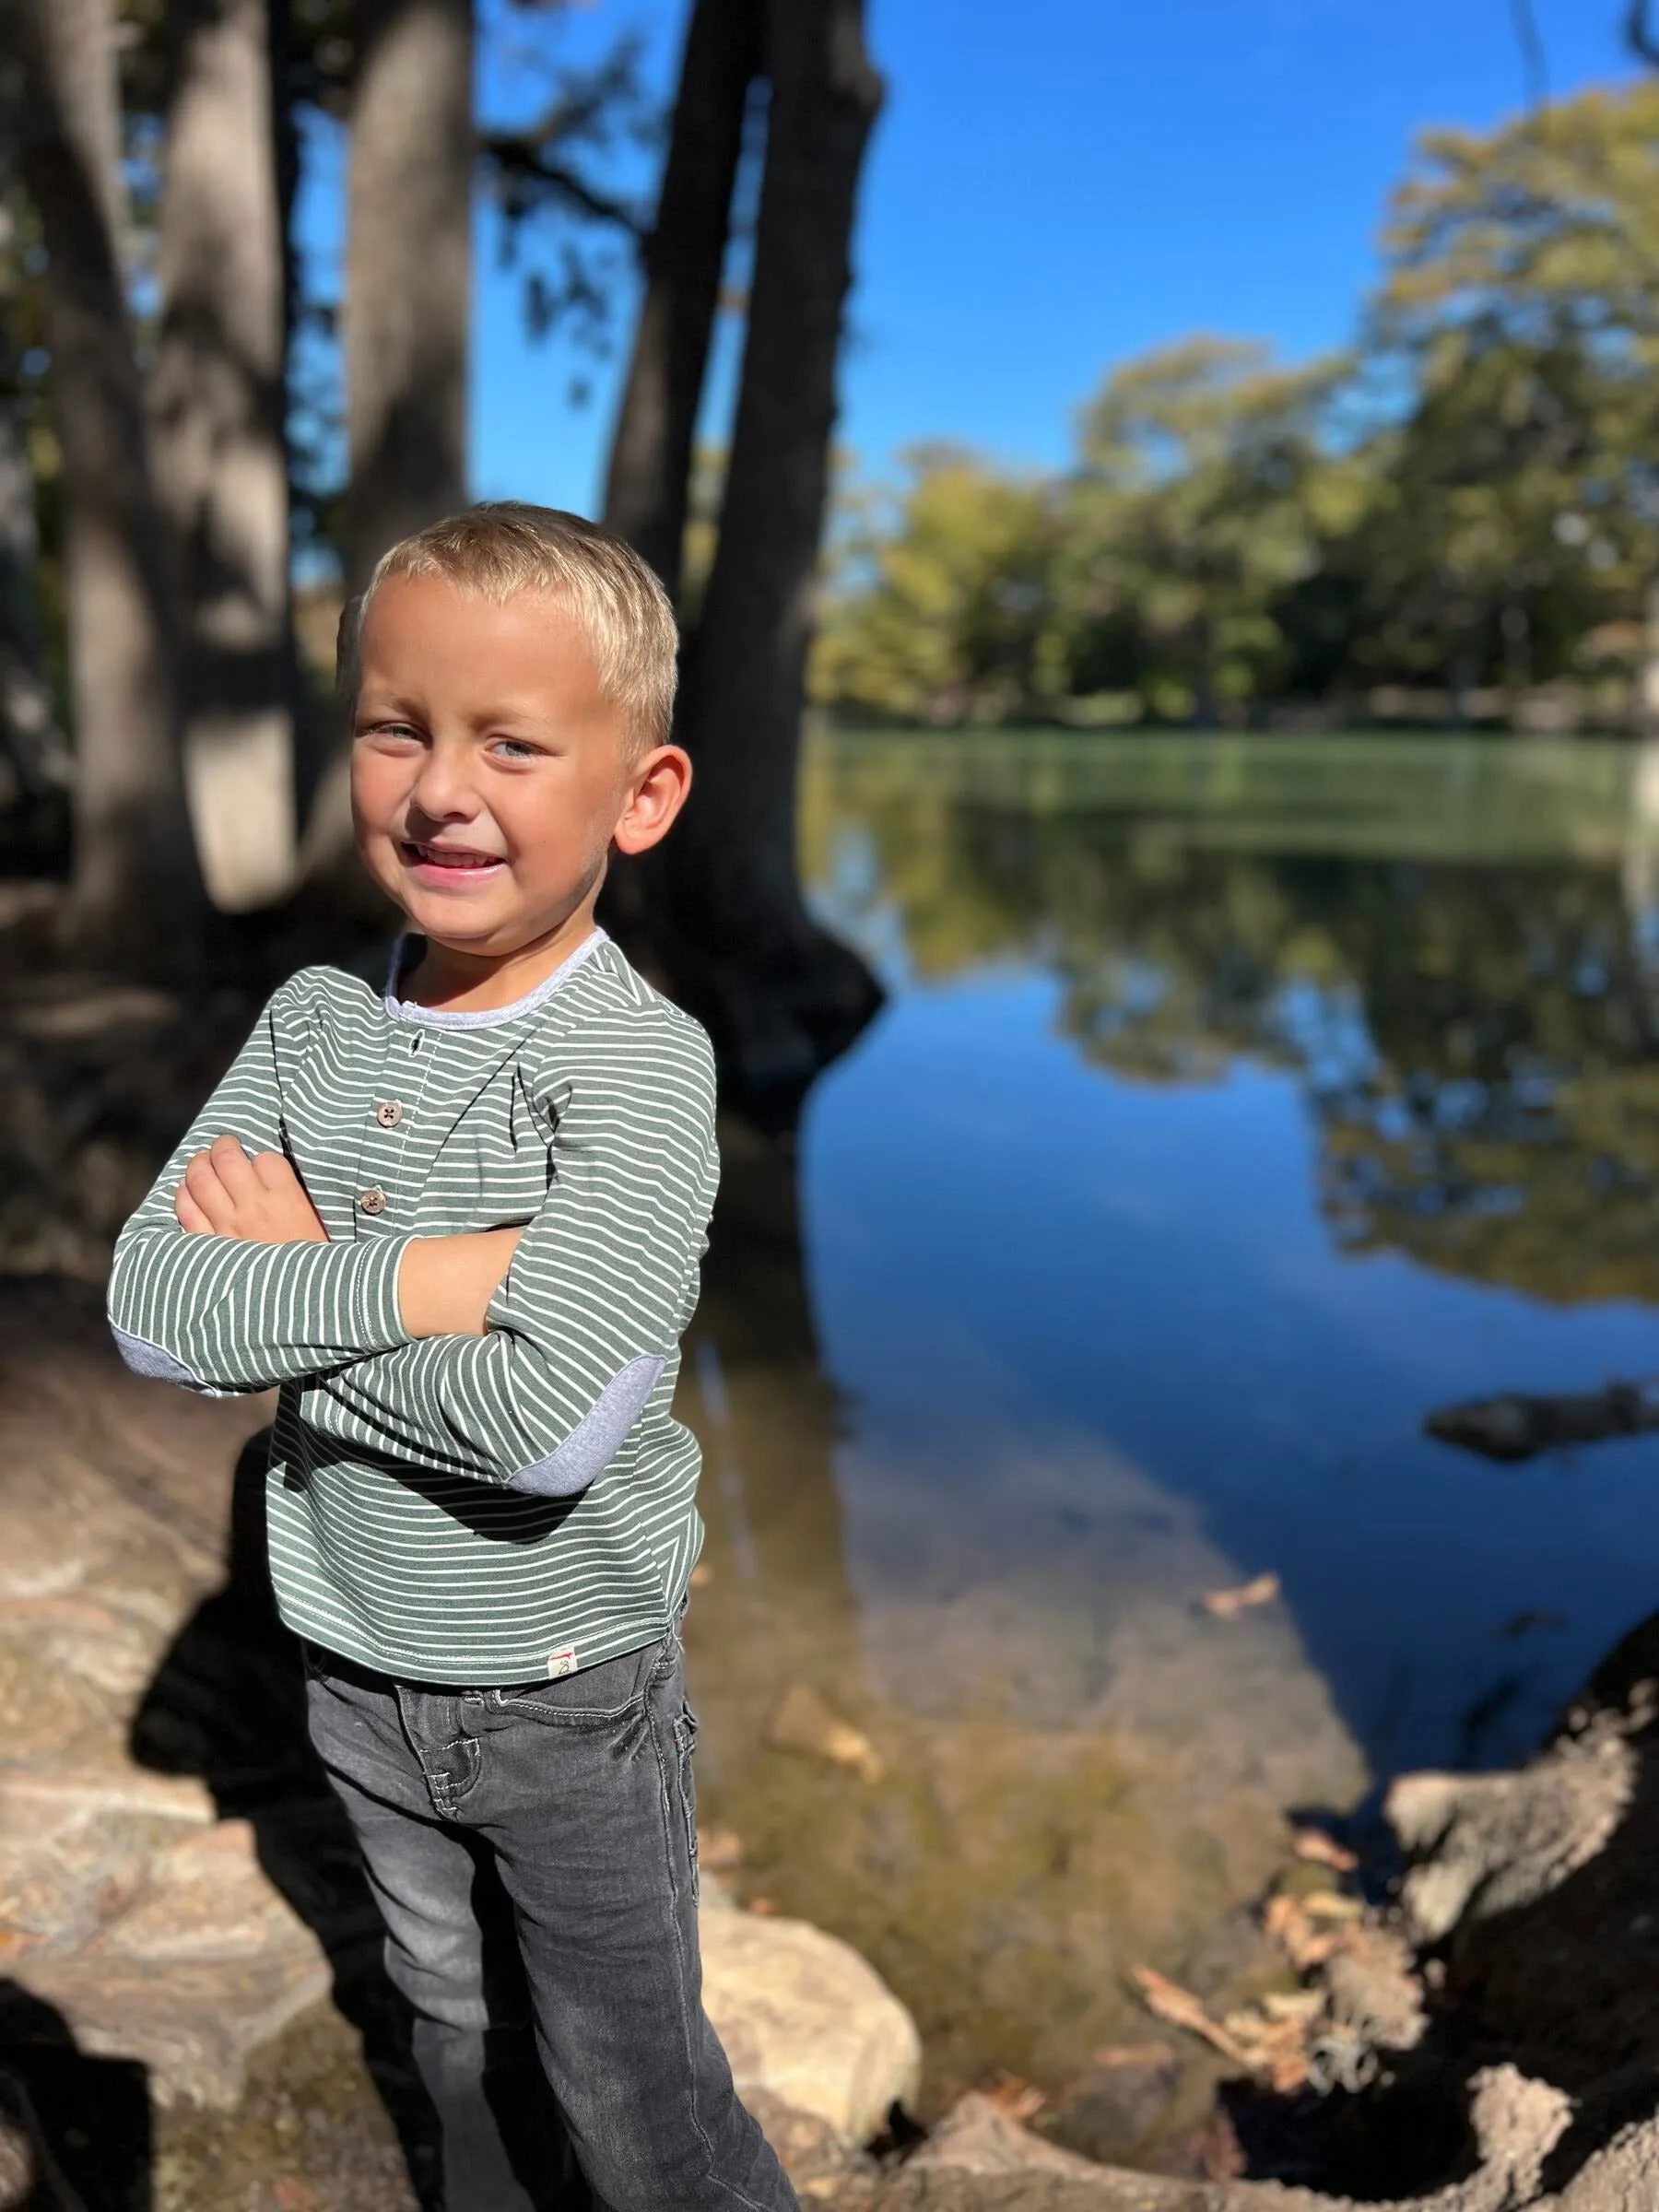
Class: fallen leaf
747,1896,777,1917
767,1682,885,1783
1089,2041,1178,2071
982,2073,1046,2123
1290,1827,1358,1873
1300,1889,1363,1922
1260,1990,1325,2026
1129,1965,1256,2069
1201,1572,1280,1619
698,1825,744,1872
1262,1893,1343,1971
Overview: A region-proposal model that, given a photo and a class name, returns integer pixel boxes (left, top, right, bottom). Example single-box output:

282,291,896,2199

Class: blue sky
307,1,1644,519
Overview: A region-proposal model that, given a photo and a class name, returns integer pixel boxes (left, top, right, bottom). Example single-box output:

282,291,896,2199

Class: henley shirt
107,930,719,1684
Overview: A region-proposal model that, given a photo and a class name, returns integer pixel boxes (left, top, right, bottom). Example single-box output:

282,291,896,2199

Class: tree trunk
629,0,884,1125
602,0,762,603
1635,579,1659,737
150,0,296,913
0,46,68,828
343,0,473,597
0,373,64,814
299,0,472,894
13,0,203,962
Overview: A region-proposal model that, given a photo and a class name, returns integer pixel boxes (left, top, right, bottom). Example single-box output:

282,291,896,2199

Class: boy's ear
613,745,692,856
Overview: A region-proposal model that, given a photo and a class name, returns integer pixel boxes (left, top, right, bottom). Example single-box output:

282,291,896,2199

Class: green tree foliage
811,445,1057,724
812,81,1659,732
1059,339,1360,724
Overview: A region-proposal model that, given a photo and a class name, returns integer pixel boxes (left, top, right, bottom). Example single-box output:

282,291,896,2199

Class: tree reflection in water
674,735,1659,2120
804,738,1659,1310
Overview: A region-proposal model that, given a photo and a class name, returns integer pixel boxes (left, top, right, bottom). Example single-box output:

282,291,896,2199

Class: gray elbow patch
509,1353,666,1499
111,1325,226,1398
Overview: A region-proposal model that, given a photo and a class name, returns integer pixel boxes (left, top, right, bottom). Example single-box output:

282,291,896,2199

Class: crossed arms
173,1130,522,1339
107,979,718,1499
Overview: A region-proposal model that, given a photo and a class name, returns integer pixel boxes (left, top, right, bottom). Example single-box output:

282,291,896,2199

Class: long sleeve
107,977,413,1394
299,1011,717,1497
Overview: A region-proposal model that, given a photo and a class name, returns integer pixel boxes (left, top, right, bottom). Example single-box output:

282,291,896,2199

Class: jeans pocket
674,1701,700,1902
493,1637,658,1727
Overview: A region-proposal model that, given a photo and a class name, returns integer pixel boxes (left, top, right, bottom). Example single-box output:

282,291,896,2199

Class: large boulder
700,1881,922,2146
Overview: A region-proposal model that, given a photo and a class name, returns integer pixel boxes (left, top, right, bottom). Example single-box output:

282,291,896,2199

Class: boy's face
350,575,675,958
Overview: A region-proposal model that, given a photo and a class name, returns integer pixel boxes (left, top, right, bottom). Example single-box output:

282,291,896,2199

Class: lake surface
678,731,1659,2119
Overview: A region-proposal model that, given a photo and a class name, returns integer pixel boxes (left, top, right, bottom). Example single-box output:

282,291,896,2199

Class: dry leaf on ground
1129,1965,1256,2069
1089,2041,1179,2070
982,2072,1046,2123
767,1683,885,1783
1201,1571,1281,1618
1263,1892,1345,1970
1290,1826,1359,1872
698,1826,744,1872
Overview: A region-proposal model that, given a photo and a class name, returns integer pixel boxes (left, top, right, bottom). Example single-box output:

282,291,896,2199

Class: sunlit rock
700,1881,922,2146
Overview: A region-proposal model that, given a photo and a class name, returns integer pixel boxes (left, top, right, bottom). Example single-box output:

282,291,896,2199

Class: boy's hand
398,1230,524,1337
174,1136,329,1244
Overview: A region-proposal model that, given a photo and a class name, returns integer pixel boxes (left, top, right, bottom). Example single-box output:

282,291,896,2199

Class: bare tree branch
479,137,644,237
1627,0,1659,69
1510,0,1548,111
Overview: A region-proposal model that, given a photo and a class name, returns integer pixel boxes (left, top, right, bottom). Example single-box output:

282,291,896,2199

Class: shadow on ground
127,1430,440,2210
0,1983,150,2212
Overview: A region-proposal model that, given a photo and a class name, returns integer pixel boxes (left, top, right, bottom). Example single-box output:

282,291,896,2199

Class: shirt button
375,1100,403,1128
359,1187,388,1216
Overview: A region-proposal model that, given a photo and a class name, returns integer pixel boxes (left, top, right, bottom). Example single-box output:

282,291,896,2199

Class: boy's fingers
173,1182,214,1234
182,1148,236,1230
208,1134,258,1194
252,1149,299,1192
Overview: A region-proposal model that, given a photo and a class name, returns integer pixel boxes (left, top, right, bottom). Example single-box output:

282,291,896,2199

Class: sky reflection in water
796,733,1659,1777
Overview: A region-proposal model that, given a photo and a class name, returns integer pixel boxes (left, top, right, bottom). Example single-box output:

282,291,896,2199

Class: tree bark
0,47,68,823
342,0,473,597
601,0,762,603
13,0,203,961
0,371,64,814
1635,579,1659,736
150,0,296,912
643,0,884,1124
297,0,472,894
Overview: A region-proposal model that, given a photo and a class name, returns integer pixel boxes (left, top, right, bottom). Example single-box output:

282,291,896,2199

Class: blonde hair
338,502,678,753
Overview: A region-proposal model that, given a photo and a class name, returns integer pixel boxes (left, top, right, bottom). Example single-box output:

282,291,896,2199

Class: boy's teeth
418,845,496,868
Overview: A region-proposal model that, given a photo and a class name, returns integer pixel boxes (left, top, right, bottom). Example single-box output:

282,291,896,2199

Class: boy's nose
407,750,478,821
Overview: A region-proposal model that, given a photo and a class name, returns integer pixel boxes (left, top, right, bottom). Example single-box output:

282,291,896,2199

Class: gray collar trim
383,929,608,1030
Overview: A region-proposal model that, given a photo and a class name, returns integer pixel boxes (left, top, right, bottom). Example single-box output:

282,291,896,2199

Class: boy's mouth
401,840,505,876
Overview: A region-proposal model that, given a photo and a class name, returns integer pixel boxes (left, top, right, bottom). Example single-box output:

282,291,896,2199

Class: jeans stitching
676,1707,700,1906
653,1679,781,2212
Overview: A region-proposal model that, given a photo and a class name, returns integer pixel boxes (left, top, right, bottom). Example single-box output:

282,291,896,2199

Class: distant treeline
809,84,1659,736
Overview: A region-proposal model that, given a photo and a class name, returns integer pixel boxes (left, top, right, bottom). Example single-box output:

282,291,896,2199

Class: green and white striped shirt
108,931,718,1684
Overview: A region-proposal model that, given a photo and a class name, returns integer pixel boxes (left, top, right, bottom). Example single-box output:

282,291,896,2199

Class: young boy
107,504,799,2212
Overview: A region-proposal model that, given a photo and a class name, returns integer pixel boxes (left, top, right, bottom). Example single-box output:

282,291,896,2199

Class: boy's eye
357,720,420,743
490,737,544,761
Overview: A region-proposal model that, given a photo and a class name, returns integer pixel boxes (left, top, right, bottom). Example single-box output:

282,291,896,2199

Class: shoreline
4,1275,1656,2211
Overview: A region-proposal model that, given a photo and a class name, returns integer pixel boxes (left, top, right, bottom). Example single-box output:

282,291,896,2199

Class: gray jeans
303,1630,797,2212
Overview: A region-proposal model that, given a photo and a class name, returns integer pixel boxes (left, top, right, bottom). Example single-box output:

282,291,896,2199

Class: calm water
678,731,1659,2112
